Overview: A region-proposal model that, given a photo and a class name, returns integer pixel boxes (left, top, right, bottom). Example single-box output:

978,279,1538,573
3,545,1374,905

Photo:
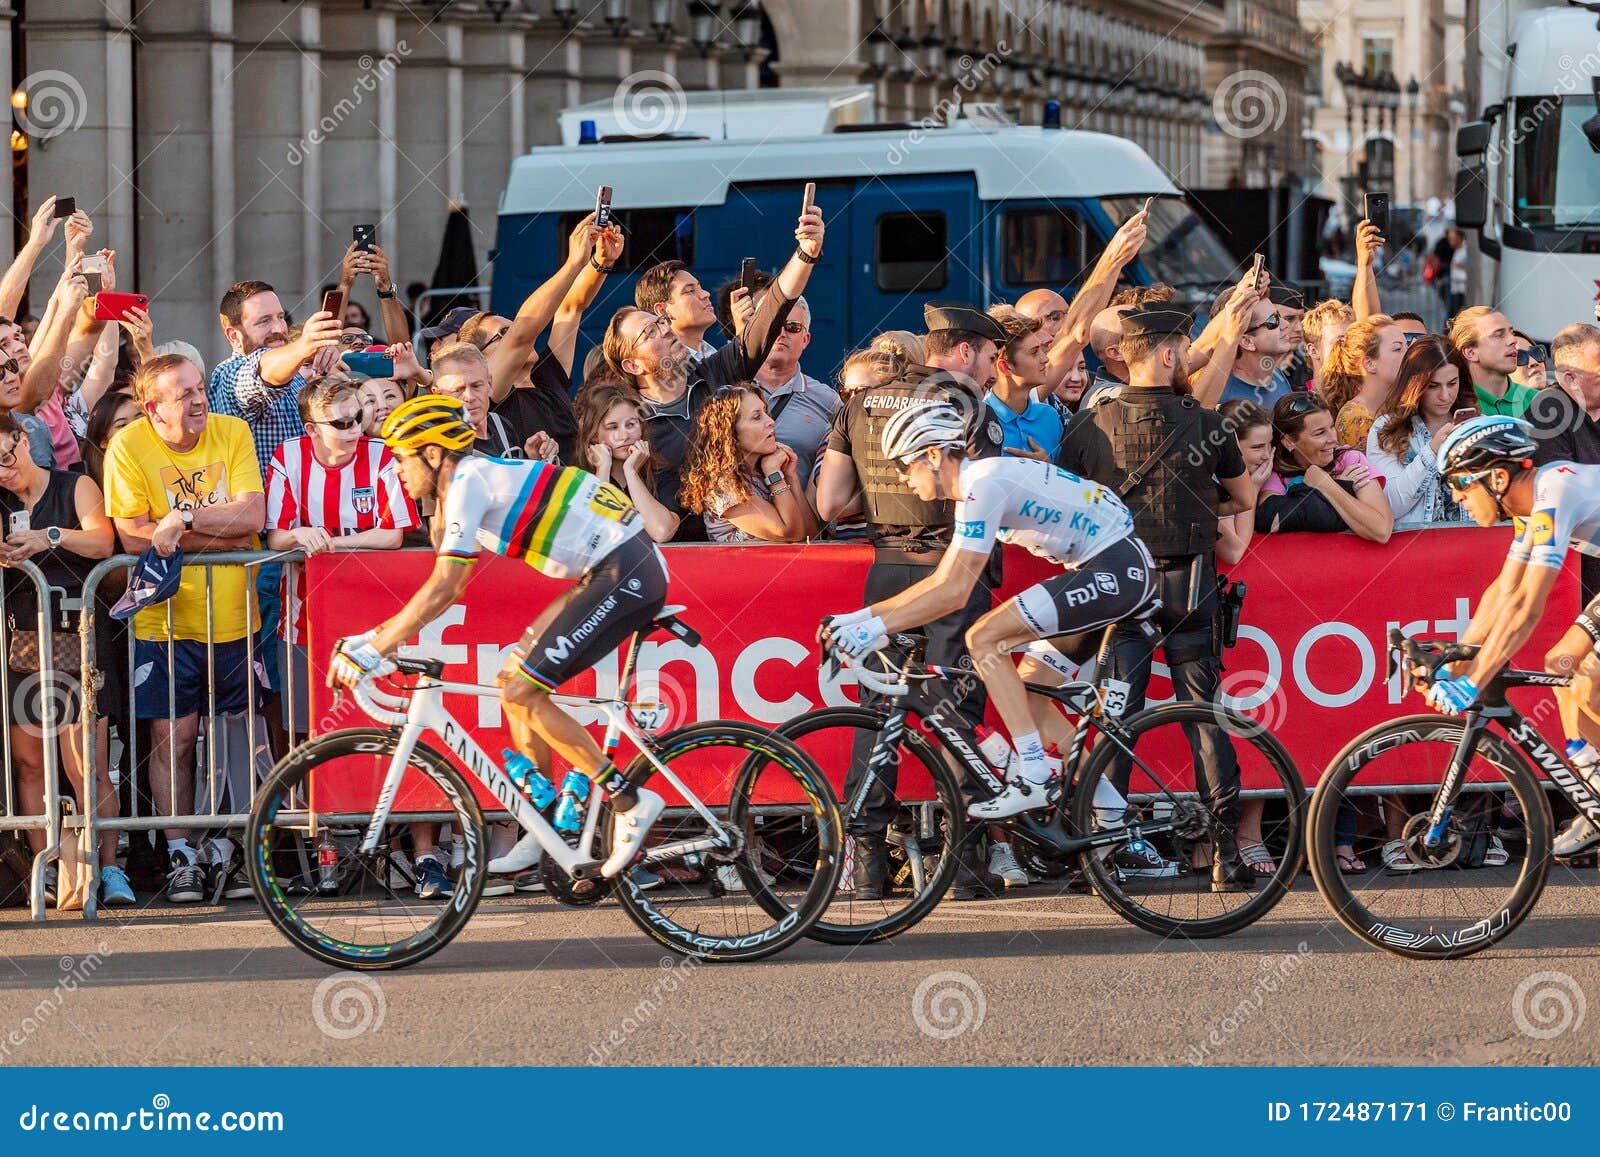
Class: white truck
1454,0,1600,340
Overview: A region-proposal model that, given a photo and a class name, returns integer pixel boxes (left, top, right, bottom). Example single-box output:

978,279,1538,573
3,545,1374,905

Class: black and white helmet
880,401,967,463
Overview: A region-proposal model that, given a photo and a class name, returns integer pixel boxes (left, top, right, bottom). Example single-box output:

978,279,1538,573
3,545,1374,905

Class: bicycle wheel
1070,701,1306,938
1308,714,1551,960
779,706,966,944
609,721,842,961
246,728,487,971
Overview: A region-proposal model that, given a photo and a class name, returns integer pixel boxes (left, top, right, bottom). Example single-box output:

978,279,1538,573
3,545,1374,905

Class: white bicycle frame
345,672,730,877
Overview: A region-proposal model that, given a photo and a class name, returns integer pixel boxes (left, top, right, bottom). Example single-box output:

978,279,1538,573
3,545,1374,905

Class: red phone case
92,292,148,322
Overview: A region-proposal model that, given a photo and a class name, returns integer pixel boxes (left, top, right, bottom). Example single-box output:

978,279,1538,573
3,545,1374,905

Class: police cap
1267,281,1306,309
1118,305,1194,340
923,301,1007,344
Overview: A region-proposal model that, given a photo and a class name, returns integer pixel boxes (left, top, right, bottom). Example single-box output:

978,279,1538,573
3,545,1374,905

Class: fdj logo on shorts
1095,572,1119,595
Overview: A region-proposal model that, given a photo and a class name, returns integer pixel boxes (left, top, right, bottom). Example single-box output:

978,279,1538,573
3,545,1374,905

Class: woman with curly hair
1365,335,1472,527
1322,313,1404,447
680,384,817,543
576,382,679,542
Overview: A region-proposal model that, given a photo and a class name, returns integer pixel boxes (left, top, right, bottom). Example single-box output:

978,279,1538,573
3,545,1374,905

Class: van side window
875,212,948,292
560,209,694,271
1002,209,1087,286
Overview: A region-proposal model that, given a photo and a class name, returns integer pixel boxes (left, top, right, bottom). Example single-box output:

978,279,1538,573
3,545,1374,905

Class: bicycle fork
1424,711,1489,848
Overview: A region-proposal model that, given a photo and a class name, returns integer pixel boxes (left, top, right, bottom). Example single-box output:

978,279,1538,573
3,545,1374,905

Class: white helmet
880,401,967,463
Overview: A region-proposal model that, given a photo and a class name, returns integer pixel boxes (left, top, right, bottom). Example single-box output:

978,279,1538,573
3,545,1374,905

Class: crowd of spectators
4,184,1600,911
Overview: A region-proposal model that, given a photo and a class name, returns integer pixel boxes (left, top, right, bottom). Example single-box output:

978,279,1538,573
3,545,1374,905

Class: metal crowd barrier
0,559,68,921
77,549,306,920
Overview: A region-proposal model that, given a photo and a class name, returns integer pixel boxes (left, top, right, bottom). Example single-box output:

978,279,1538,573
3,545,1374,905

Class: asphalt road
2,872,1597,1067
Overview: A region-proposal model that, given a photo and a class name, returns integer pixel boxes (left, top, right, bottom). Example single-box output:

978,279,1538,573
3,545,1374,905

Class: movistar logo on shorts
543,594,620,665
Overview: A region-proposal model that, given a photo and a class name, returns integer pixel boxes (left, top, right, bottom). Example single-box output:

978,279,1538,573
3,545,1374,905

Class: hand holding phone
321,289,345,321
8,511,29,538
802,181,816,214
353,223,375,253
1453,407,1480,424
53,197,76,219
740,257,757,293
1249,252,1266,291
595,185,613,231
81,254,107,296
92,292,149,323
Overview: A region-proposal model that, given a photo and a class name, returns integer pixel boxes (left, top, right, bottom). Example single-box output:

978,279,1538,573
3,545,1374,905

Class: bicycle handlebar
349,666,412,726
848,657,910,697
1386,628,1481,687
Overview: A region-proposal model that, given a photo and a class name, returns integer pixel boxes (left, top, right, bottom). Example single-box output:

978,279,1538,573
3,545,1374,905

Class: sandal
1484,834,1509,867
1381,838,1420,872
1336,850,1365,874
1238,840,1276,877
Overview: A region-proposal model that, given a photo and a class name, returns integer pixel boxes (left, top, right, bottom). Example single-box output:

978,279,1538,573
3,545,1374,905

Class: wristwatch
179,509,195,530
764,469,785,489
45,526,61,549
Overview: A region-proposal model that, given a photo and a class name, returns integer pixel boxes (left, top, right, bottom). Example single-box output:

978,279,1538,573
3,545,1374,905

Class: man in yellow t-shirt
102,354,266,903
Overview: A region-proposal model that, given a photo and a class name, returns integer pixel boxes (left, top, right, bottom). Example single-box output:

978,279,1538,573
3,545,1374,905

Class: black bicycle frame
1425,672,1600,847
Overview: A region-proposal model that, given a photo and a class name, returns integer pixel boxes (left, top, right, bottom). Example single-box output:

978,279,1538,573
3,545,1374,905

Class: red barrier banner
306,526,1577,799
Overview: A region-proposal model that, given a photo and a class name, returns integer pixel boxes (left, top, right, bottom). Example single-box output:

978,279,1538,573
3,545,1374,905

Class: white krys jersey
1508,460,1600,571
951,456,1135,567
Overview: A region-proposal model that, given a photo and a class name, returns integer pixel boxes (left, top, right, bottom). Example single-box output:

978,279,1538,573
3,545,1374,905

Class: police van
491,86,1242,375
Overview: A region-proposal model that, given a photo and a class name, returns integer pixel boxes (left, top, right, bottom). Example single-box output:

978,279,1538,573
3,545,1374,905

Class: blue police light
579,119,598,145
1043,101,1062,129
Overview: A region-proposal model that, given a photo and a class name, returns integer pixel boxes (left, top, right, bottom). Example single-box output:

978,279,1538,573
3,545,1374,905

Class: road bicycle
1309,628,1600,960
245,605,842,970
782,621,1305,945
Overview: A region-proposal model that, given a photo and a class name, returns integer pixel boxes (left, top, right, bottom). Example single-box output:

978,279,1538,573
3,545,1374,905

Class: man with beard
209,281,344,474
601,202,823,537
1057,305,1258,892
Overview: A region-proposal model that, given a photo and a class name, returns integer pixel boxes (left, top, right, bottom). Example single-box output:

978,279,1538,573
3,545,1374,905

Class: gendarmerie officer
815,301,1005,899
1056,305,1258,892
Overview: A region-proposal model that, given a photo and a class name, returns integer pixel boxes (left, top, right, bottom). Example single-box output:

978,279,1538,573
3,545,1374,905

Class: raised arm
1189,287,1259,409
0,198,62,320
1045,208,1149,389
548,225,623,376
488,214,597,401
1352,220,1383,321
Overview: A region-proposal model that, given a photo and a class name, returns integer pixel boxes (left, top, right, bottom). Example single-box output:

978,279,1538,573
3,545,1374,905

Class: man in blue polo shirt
984,305,1065,459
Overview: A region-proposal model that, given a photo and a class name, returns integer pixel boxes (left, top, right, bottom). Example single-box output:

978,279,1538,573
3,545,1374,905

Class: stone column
17,0,135,311
317,5,392,313
460,14,530,274
390,11,465,302
525,21,582,148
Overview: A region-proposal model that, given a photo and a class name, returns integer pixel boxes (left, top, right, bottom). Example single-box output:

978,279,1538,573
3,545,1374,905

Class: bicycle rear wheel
1070,701,1306,938
246,728,487,971
610,721,842,961
1308,715,1551,959
779,707,966,944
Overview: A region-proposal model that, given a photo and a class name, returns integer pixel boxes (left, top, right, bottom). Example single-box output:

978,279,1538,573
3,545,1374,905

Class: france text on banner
304,526,1577,804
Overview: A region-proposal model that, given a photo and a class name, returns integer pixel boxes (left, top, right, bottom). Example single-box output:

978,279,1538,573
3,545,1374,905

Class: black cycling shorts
1006,536,1160,647
516,534,669,691
1576,590,1600,651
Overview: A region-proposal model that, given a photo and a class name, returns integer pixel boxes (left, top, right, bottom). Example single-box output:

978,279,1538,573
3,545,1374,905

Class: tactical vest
1092,391,1218,558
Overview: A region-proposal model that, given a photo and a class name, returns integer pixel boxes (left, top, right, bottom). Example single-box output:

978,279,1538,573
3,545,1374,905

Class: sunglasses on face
0,357,19,378
1246,314,1283,333
780,321,807,335
1517,345,1550,366
1403,331,1426,345
1280,392,1323,419
895,448,935,473
307,415,363,432
1448,469,1493,492
482,328,507,349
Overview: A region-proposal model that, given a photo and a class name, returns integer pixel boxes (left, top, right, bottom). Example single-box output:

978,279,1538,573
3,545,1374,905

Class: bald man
1017,289,1069,343
1089,304,1135,384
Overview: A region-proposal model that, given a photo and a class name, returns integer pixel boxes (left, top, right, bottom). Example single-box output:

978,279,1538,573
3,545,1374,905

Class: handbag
6,626,80,675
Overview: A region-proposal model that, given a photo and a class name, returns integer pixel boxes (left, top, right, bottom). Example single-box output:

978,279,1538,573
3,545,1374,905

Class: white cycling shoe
1553,815,1600,859
488,831,544,875
603,787,665,878
968,778,1053,820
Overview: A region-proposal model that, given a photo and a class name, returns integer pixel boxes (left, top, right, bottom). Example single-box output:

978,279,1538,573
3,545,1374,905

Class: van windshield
1101,195,1237,291
1512,96,1600,230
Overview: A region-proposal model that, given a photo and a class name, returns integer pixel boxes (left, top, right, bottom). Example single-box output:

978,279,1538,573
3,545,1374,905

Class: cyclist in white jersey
1428,415,1600,856
327,395,668,877
821,401,1159,817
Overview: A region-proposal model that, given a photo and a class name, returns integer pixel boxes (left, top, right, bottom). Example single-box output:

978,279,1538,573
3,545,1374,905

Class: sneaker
1112,842,1182,879
99,865,136,907
414,855,452,900
714,860,775,894
488,830,544,875
987,841,1030,888
204,846,254,901
602,788,664,878
481,874,515,898
166,851,205,903
967,778,1052,820
512,868,546,893
1553,815,1600,859
42,864,58,906
630,866,663,891
1483,834,1509,867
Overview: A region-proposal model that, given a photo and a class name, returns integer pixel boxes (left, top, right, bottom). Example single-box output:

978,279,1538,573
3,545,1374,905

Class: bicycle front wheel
246,728,488,971
779,706,966,944
1308,715,1551,960
1071,701,1306,938
610,721,842,962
